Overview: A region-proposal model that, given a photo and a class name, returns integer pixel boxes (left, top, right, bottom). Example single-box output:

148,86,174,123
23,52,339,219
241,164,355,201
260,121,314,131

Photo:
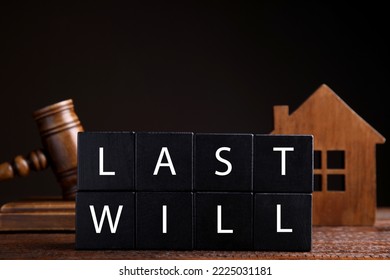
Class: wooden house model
271,84,385,225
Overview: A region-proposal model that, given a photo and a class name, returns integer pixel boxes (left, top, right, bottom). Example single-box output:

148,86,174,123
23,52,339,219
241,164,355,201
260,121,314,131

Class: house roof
273,84,386,144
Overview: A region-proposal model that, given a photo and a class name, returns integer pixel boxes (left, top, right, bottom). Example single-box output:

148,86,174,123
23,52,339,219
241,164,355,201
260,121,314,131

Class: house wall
272,91,381,225
312,143,376,225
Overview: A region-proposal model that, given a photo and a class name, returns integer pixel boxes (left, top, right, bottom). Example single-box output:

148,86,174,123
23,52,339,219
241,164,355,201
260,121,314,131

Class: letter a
153,147,176,175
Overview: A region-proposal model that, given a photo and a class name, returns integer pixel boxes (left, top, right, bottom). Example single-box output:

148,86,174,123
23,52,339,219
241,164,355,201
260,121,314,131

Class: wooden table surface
1,208,389,260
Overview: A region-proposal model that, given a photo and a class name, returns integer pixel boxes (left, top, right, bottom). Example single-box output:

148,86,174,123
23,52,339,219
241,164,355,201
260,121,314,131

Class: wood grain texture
0,150,48,181
1,208,389,260
0,198,75,231
0,99,84,200
33,99,84,200
271,84,386,226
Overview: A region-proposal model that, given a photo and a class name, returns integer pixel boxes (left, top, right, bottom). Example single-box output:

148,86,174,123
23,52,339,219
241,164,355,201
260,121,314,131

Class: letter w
89,205,123,234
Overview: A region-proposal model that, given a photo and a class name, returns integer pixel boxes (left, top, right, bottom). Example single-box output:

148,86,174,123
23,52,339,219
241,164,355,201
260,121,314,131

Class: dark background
0,2,388,206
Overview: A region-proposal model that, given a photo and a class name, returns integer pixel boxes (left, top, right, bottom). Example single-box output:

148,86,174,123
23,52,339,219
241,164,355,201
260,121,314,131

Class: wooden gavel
0,99,84,200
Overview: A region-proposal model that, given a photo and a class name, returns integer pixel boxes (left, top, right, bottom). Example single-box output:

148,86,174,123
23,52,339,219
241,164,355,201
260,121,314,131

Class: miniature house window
314,150,346,192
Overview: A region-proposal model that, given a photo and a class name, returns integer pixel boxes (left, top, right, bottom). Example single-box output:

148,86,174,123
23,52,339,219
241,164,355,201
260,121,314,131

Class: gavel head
33,99,84,200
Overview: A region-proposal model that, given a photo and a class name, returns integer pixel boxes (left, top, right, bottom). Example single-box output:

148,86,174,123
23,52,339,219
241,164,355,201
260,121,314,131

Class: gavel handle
0,149,48,181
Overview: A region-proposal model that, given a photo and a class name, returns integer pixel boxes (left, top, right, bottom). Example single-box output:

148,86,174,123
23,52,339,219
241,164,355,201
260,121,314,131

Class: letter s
215,147,232,176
